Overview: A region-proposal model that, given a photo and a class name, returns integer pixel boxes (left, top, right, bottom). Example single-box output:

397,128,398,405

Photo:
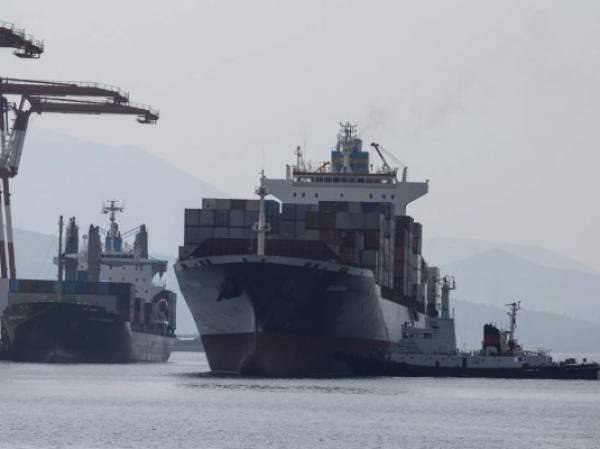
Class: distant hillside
454,299,600,353
425,237,597,274
11,128,225,256
443,248,600,324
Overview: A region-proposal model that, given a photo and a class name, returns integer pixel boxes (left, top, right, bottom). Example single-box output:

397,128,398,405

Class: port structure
0,83,159,279
0,30,159,279
0,21,44,58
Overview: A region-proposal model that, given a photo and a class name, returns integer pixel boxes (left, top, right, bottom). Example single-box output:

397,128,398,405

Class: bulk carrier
176,123,433,376
0,201,176,362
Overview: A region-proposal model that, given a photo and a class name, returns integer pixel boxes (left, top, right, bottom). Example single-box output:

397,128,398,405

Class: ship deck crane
0,21,44,58
370,142,391,171
370,142,407,181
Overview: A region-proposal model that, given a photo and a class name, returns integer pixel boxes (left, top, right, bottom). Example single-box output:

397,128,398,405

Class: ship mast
254,170,271,256
57,215,64,301
102,200,124,252
440,276,456,320
505,301,521,344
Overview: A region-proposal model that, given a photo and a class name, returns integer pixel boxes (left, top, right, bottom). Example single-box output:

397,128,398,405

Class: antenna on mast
57,215,64,301
505,301,521,344
294,145,305,171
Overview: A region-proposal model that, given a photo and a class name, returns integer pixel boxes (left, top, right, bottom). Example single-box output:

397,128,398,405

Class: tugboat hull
341,355,600,380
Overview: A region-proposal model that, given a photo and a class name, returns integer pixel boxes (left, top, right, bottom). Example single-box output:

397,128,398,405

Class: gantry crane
1,24,159,279
0,89,158,279
0,21,44,58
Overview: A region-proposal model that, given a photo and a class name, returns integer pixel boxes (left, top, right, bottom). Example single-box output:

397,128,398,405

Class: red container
364,230,380,249
305,211,320,229
231,199,247,209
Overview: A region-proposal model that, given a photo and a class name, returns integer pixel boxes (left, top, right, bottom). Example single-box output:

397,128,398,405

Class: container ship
0,201,176,362
176,122,436,376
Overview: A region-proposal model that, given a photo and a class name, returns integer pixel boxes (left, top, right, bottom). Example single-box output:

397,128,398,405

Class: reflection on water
1,351,599,449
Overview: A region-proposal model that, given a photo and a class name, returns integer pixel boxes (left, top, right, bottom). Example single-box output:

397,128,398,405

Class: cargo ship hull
2,301,175,363
176,254,419,376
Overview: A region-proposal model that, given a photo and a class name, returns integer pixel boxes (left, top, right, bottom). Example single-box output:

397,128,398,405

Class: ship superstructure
176,123,443,376
265,123,428,214
70,200,172,322
0,202,176,362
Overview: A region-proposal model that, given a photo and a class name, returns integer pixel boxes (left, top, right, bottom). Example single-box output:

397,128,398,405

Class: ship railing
1,77,128,101
0,22,44,52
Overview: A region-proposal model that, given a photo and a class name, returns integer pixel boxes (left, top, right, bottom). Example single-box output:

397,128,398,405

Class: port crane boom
0,21,44,58
0,21,159,281
0,94,158,279
0,78,129,103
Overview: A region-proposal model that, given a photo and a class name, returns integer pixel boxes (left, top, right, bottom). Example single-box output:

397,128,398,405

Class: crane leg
2,178,16,279
0,179,7,279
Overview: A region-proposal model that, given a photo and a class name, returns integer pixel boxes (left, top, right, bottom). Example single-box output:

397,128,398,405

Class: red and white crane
1,23,159,279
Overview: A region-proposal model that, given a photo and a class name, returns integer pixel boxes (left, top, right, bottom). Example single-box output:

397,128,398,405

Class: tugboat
343,277,599,379
0,201,176,362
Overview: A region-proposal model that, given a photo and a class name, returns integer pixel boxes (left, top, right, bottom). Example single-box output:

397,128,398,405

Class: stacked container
183,198,280,258
181,198,434,311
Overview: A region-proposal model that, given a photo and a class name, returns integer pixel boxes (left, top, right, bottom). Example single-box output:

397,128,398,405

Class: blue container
8,279,20,293
282,203,296,221
318,201,335,213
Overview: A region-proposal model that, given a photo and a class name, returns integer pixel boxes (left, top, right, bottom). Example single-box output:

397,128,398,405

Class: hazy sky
4,1,600,270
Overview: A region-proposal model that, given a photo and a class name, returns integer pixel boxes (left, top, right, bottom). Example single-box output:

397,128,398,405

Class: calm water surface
0,352,599,449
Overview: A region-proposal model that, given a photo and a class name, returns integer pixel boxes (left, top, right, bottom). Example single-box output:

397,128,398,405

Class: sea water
0,352,599,449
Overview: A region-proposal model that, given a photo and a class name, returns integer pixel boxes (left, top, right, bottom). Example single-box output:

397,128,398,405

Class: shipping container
335,211,351,229
229,209,245,227
214,227,229,238
268,215,280,234
246,199,260,211
364,212,381,230
199,209,214,226
347,202,362,214
295,221,306,236
364,230,380,249
265,200,280,216
413,222,423,254
280,221,296,238
349,213,366,229
231,199,247,209
184,225,214,245
360,249,378,267
229,227,246,239
317,201,335,213
202,198,217,209
184,209,201,226
282,203,296,221
244,210,259,227
215,199,231,210
299,230,319,241
295,204,311,221
305,211,335,230
214,210,230,227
